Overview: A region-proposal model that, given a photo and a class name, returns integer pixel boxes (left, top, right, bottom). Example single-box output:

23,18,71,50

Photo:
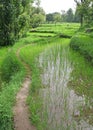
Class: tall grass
0,70,25,130
1,52,21,82
69,28,93,126
68,48,93,128
70,33,93,64
0,53,25,130
0,47,9,67
0,43,26,130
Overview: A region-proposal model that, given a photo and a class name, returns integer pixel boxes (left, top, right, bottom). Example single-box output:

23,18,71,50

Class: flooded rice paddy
38,44,93,130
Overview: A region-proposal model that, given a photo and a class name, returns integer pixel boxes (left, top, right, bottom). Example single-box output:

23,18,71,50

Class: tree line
46,8,80,23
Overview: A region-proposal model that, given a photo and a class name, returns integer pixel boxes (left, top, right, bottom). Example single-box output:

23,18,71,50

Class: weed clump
1,52,21,82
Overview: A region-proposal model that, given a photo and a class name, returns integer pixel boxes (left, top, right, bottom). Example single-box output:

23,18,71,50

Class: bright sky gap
40,0,76,13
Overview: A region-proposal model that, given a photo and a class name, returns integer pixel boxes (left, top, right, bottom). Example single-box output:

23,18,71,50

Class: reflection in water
38,45,93,130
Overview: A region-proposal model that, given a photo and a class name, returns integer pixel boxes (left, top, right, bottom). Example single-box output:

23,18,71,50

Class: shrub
1,52,21,82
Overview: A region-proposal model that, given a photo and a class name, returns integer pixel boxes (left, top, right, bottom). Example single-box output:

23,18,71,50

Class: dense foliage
30,6,46,28
0,0,32,46
74,0,93,26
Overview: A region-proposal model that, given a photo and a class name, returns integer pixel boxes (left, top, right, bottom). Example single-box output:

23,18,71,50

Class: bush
1,52,21,82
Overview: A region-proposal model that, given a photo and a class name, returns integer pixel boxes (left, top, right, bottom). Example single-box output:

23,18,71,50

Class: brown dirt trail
13,46,36,130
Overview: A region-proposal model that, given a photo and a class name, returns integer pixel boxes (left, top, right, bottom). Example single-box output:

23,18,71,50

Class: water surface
38,44,93,130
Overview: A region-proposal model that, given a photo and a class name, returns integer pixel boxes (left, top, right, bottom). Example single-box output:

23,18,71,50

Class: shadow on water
38,43,93,130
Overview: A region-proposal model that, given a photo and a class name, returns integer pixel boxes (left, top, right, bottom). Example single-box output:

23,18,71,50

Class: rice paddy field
0,23,93,130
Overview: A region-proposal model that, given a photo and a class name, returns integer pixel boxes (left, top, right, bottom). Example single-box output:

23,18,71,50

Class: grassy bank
0,51,25,130
0,36,33,130
69,26,93,126
70,28,93,64
68,46,93,127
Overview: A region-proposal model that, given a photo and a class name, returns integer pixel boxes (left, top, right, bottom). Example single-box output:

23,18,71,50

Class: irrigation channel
36,42,93,130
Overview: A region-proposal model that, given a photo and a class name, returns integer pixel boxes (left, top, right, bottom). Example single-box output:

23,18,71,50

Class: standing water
38,43,93,130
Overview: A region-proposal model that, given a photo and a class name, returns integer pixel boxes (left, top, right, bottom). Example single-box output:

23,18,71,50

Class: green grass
0,58,25,130
0,46,26,130
2,23,92,130
0,42,26,130
68,48,93,126
0,30,54,130
0,69,25,130
1,52,22,83
19,23,93,129
36,23,80,36
0,47,11,88
0,47,10,67
70,32,93,64
19,38,70,129
20,44,46,129
2,23,79,130
69,48,93,97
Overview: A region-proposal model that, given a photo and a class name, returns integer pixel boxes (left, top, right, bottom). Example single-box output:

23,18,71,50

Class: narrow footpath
13,46,36,130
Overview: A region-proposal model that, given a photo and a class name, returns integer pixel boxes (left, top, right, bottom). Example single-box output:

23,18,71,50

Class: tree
66,8,74,22
34,0,41,7
14,0,32,38
0,0,15,46
73,9,81,22
53,12,62,23
87,0,93,23
46,13,54,23
46,12,62,23
74,0,90,26
0,0,33,46
30,5,46,28
61,10,67,22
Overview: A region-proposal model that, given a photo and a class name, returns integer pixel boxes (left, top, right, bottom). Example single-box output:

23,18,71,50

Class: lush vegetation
19,35,70,129
70,33,93,64
0,0,46,46
0,0,93,129
0,19,93,129
17,24,93,129
74,0,93,26
0,51,25,130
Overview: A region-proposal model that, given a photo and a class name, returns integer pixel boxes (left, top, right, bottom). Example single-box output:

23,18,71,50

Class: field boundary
13,45,36,130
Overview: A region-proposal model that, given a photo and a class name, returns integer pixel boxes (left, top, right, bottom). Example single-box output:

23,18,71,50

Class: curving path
13,46,36,130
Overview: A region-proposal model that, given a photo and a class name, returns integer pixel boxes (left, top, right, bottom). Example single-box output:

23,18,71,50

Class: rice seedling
36,23,80,36
38,40,93,130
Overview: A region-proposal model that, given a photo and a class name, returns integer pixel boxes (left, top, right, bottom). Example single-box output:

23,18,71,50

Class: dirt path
13,46,36,130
